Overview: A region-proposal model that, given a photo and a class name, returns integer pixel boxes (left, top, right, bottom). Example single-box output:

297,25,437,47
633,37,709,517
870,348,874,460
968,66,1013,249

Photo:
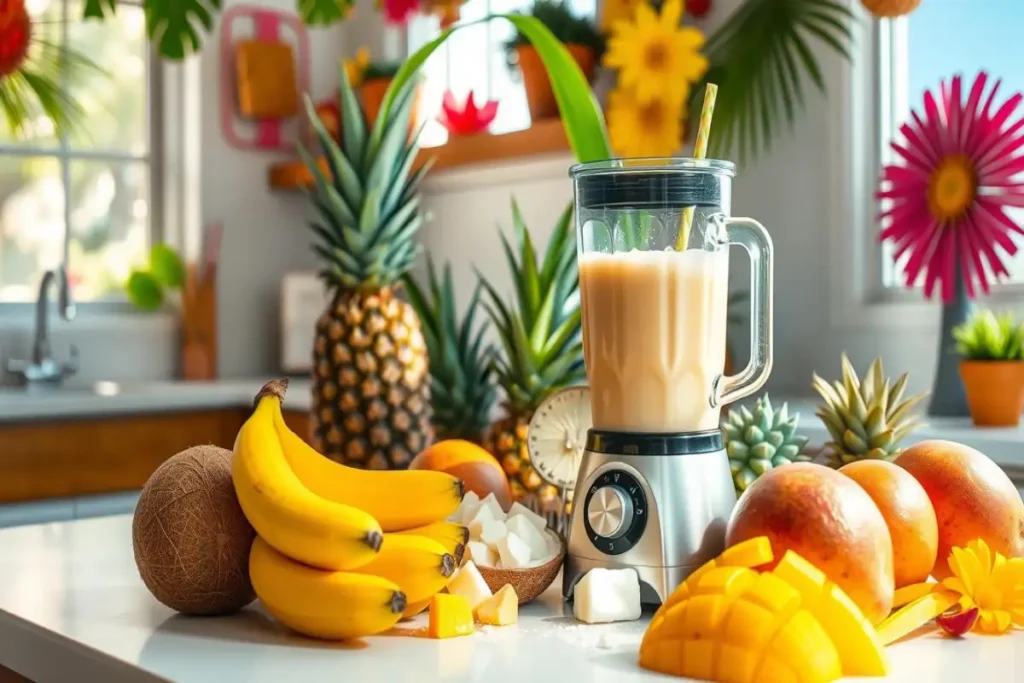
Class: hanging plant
860,0,920,19
84,0,225,60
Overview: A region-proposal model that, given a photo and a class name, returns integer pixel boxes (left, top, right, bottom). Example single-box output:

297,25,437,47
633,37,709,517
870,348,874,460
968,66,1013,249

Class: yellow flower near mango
600,0,644,33
603,0,708,107
343,47,371,88
607,86,684,158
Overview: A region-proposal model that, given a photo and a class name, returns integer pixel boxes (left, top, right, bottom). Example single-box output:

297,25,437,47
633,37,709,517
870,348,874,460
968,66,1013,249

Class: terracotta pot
959,359,1024,427
517,43,596,122
360,77,422,137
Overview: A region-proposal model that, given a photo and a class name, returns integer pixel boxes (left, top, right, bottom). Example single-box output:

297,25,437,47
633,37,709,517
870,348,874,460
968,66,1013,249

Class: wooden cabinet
0,408,312,505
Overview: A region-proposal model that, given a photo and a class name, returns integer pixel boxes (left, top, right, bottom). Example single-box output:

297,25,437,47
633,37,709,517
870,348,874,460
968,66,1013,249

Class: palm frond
688,0,857,165
83,0,117,19
141,0,222,60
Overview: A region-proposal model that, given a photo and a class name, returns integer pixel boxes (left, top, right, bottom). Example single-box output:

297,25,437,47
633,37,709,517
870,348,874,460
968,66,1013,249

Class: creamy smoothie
579,248,730,433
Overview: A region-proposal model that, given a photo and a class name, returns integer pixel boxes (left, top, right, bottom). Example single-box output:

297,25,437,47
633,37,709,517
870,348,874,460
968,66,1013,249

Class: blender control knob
586,485,633,539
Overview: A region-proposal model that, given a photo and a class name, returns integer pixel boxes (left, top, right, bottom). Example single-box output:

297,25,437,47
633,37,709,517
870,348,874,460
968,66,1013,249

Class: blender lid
586,429,724,456
570,159,734,210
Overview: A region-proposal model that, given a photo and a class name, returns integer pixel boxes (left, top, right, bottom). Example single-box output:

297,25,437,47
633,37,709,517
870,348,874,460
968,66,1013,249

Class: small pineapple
723,394,811,495
812,353,928,468
301,65,433,469
479,199,585,508
403,256,497,444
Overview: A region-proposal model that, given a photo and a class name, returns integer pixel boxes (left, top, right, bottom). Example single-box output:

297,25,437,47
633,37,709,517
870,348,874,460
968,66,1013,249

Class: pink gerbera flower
878,72,1024,302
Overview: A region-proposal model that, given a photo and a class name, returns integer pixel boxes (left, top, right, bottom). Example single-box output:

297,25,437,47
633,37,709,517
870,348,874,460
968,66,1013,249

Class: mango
428,593,474,639
475,584,518,626
639,539,890,682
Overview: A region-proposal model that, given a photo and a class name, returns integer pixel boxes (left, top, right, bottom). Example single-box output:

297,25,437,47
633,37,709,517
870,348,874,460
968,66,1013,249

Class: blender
561,158,774,606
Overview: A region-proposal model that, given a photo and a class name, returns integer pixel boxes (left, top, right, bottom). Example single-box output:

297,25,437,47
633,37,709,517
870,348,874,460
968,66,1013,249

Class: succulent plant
952,308,1024,361
724,394,811,495
812,353,927,468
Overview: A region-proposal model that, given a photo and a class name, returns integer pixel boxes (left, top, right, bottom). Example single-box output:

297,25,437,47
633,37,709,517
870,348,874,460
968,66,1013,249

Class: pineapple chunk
475,584,519,626
447,561,492,609
429,593,475,639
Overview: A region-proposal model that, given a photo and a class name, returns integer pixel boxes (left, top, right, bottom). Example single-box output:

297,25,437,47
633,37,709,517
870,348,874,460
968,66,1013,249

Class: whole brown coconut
895,440,1024,579
132,445,256,615
726,462,895,625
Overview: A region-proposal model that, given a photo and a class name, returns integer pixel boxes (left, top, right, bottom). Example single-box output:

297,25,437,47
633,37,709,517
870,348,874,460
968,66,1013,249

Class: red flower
382,0,419,26
877,72,1024,302
438,90,498,136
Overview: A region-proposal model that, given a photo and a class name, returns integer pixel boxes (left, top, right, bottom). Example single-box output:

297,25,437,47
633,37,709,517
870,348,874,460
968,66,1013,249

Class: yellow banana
233,381,383,570
394,520,469,564
250,537,406,641
353,533,456,604
272,407,464,531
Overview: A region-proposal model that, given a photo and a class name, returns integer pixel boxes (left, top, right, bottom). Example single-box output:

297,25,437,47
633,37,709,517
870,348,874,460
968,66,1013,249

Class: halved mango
876,589,958,645
773,550,889,677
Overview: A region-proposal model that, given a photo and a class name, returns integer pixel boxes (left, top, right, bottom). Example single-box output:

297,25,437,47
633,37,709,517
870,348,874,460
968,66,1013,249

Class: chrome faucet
7,267,79,384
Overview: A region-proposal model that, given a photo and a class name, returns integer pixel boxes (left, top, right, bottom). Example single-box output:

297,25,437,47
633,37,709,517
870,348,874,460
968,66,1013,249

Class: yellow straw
675,83,719,251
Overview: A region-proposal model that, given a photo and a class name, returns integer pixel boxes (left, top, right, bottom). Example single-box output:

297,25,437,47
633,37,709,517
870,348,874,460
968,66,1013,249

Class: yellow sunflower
601,0,644,33
603,0,709,107
607,86,684,158
343,47,371,88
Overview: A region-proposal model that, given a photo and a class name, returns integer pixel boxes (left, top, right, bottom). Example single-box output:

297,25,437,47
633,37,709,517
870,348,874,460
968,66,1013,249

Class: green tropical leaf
83,0,117,19
125,271,164,311
384,15,610,163
149,244,185,289
689,0,856,164
297,0,351,25
143,0,222,60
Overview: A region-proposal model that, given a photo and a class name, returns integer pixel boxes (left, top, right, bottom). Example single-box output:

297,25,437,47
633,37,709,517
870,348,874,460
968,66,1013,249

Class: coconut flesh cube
495,532,532,569
478,493,506,522
467,504,497,541
447,561,493,610
478,517,508,547
507,501,547,533
572,568,642,624
454,491,481,523
466,540,497,568
506,514,548,561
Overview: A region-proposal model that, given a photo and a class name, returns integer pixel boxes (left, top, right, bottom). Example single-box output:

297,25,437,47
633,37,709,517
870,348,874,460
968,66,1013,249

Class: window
406,0,597,149
880,0,1024,290
0,0,154,303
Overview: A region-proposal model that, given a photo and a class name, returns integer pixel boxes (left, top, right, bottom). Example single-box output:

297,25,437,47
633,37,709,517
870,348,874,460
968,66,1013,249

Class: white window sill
771,396,1024,478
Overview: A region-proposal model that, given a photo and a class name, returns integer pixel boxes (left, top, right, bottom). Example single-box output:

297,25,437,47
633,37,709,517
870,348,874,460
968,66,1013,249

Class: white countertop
0,378,313,423
0,516,1021,683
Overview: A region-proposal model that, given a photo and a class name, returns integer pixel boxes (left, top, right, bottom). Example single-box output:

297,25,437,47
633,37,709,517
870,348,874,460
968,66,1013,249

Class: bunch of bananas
233,379,469,640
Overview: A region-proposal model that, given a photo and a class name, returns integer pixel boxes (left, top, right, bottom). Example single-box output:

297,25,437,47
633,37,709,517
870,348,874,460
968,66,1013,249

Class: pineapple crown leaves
402,256,498,439
477,199,586,414
722,394,811,468
299,64,430,291
811,353,928,465
952,308,1024,361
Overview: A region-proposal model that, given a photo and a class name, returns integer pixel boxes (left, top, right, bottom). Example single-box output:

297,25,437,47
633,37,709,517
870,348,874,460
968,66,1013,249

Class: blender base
562,553,698,606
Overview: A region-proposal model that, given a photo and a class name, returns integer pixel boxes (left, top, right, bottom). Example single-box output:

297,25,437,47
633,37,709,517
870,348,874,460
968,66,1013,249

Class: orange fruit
840,460,938,588
410,440,512,510
725,462,895,625
896,440,1024,579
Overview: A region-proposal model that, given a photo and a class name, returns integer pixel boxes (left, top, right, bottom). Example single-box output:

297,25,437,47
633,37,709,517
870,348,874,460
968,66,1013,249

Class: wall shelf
267,118,570,191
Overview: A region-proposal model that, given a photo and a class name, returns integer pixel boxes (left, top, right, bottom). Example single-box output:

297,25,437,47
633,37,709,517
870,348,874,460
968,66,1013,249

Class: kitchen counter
0,378,313,423
0,516,1021,683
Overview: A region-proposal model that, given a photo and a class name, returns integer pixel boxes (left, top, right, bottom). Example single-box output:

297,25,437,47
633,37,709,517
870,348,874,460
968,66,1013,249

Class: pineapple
479,199,586,508
812,353,928,468
723,394,811,495
301,67,432,470
403,256,497,444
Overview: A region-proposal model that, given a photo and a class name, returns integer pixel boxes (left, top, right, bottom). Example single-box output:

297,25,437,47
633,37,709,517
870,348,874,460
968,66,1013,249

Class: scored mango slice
639,539,890,683
772,550,889,677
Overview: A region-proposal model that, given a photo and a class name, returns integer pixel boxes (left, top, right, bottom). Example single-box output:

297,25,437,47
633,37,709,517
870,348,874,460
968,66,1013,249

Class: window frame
0,0,163,315
830,13,1024,333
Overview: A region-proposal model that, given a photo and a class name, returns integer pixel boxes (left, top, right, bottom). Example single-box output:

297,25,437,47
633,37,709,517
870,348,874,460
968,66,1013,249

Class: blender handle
716,216,774,407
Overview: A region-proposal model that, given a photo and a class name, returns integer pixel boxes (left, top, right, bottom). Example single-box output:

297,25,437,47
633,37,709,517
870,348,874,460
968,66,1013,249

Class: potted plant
504,0,605,122
953,308,1024,427
344,49,422,133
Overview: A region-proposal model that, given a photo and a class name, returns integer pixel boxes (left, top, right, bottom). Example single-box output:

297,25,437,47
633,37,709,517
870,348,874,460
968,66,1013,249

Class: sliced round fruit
527,386,592,490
